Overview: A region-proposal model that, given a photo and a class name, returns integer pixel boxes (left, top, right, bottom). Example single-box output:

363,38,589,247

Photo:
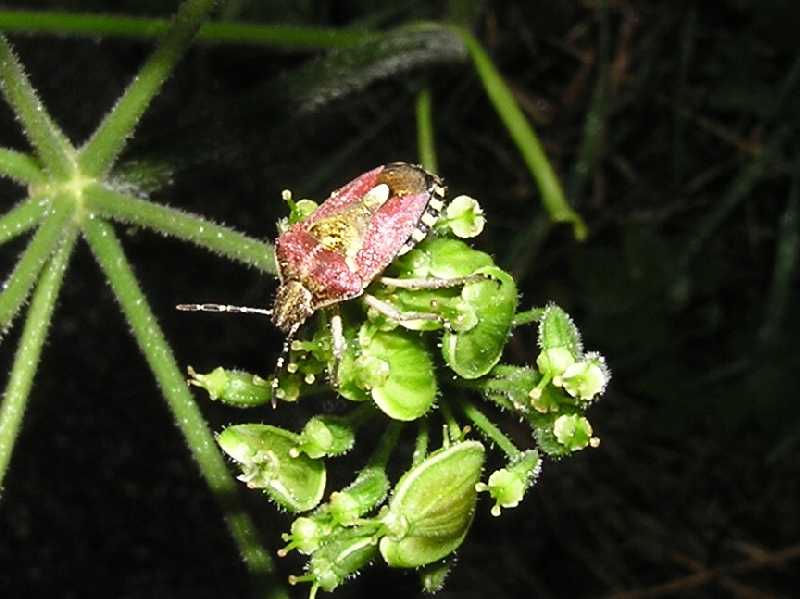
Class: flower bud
443,195,486,238
475,450,540,516
330,465,390,526
442,266,517,379
379,440,485,568
187,366,270,407
558,352,610,402
295,415,357,459
290,528,378,594
338,326,437,421
552,414,594,452
216,424,326,512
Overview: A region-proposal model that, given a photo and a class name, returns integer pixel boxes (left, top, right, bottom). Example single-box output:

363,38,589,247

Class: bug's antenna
176,303,273,316
271,322,301,408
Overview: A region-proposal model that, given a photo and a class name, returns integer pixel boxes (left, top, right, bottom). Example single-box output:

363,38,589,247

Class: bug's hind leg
377,273,491,290
363,294,448,326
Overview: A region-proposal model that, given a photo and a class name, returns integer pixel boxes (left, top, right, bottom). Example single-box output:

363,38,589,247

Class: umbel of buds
186,165,611,595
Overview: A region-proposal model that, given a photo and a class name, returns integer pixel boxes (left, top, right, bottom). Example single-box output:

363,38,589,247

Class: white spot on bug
362,183,390,208
411,229,426,242
421,212,438,227
428,197,444,211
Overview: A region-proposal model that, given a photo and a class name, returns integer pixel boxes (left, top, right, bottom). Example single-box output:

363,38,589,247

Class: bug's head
272,280,313,333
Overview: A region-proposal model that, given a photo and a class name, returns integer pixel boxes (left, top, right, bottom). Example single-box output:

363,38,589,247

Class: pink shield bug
271,162,446,337
178,162,482,396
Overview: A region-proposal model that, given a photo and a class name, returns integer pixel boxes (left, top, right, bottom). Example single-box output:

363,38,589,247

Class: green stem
81,217,284,597
512,307,544,328
458,397,520,459
412,419,429,466
0,196,47,245
454,27,587,240
83,182,276,273
0,226,76,489
0,148,44,184
0,198,72,336
439,398,462,443
415,87,438,173
759,173,799,350
0,11,374,49
0,36,75,178
369,421,403,467
78,0,218,178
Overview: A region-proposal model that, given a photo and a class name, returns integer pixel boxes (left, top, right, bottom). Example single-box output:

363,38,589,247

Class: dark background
1,1,798,597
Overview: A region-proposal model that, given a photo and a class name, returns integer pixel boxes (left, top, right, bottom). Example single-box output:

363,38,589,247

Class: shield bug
178,162,485,393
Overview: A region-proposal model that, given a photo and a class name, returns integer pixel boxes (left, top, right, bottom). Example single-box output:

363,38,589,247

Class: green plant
0,2,601,597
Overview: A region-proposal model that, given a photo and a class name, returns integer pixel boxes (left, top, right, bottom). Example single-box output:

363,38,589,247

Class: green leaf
379,440,485,568
216,424,326,513
442,266,517,378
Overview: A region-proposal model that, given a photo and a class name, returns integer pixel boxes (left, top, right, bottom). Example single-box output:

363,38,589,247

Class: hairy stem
0,198,71,336
0,196,47,245
412,419,429,466
458,397,520,459
0,36,75,178
0,11,374,49
81,217,284,596
79,0,218,177
454,27,587,240
0,148,43,184
512,308,544,328
83,182,276,273
0,226,76,490
415,87,438,173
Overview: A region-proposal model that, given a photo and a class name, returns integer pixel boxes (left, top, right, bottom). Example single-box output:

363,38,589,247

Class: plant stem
0,198,71,336
458,397,520,459
0,226,76,490
83,182,276,273
454,27,587,240
81,217,284,597
0,196,47,245
369,421,403,467
0,35,75,179
439,397,462,443
0,148,43,184
512,308,544,328
0,11,375,49
412,419,429,466
415,87,438,173
78,0,218,178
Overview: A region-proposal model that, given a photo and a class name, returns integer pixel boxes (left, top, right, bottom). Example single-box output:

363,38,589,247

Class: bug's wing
302,165,384,224
354,191,432,282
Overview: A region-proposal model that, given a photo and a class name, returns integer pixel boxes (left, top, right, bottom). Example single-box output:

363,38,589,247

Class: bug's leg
363,294,447,326
330,308,346,360
377,273,491,290
271,322,301,408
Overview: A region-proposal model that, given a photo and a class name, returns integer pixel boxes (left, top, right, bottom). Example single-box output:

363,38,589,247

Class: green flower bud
552,414,594,452
295,414,357,459
443,195,486,238
216,424,326,512
536,347,576,379
290,528,378,594
187,366,270,408
281,188,319,226
330,465,390,526
379,441,485,568
557,352,610,401
475,450,540,516
338,326,437,421
390,238,493,280
442,266,517,379
419,558,453,594
279,515,332,556
538,304,582,356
